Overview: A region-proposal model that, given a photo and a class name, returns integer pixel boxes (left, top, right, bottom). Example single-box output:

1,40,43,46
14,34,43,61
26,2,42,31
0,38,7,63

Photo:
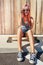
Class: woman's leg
26,30,35,53
17,27,24,61
26,30,36,64
17,27,23,52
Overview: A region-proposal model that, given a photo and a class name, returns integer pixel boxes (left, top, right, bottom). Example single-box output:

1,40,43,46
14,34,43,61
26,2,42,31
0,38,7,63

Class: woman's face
23,7,30,16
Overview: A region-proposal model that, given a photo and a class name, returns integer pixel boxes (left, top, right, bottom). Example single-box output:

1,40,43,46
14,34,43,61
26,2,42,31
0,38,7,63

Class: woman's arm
17,13,22,28
30,17,34,29
18,12,24,28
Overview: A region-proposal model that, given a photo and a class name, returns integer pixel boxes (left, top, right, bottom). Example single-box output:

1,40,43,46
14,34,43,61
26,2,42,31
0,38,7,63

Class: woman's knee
17,27,24,37
17,27,22,35
26,30,33,37
27,30,32,34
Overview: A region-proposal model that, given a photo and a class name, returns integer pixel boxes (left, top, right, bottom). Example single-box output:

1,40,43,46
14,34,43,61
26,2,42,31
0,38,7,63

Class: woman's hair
21,3,30,11
21,3,30,15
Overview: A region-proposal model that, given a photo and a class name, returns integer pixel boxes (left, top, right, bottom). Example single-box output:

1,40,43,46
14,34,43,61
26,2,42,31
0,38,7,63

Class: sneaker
17,51,23,62
29,53,36,64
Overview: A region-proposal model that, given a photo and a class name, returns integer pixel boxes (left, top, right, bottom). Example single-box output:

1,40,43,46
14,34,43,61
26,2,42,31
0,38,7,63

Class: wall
0,0,43,35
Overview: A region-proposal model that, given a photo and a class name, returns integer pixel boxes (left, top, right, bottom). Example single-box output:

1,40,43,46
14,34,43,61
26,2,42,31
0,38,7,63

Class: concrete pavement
0,35,43,65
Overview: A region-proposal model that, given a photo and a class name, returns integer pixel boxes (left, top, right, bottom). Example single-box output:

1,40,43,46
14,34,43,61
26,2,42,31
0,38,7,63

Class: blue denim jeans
21,25,30,33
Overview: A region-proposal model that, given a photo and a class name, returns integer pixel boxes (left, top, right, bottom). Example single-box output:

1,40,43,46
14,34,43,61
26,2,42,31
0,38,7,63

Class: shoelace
18,52,22,58
30,54,36,60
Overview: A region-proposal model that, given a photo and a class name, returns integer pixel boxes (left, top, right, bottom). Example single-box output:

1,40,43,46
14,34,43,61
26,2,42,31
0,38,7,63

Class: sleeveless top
21,13,31,27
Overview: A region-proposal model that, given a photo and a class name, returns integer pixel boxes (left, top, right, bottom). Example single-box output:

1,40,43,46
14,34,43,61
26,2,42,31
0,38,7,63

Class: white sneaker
29,53,36,64
17,52,23,62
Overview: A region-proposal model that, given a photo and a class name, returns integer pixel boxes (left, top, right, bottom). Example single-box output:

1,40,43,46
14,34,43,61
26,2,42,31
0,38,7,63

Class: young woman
17,3,36,64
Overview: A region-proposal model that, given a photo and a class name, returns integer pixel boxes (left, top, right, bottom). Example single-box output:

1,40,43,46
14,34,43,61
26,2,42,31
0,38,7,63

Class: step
0,35,43,53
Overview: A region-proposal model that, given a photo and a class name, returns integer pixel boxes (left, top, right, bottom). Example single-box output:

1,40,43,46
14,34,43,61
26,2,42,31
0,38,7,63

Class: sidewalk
0,35,43,65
